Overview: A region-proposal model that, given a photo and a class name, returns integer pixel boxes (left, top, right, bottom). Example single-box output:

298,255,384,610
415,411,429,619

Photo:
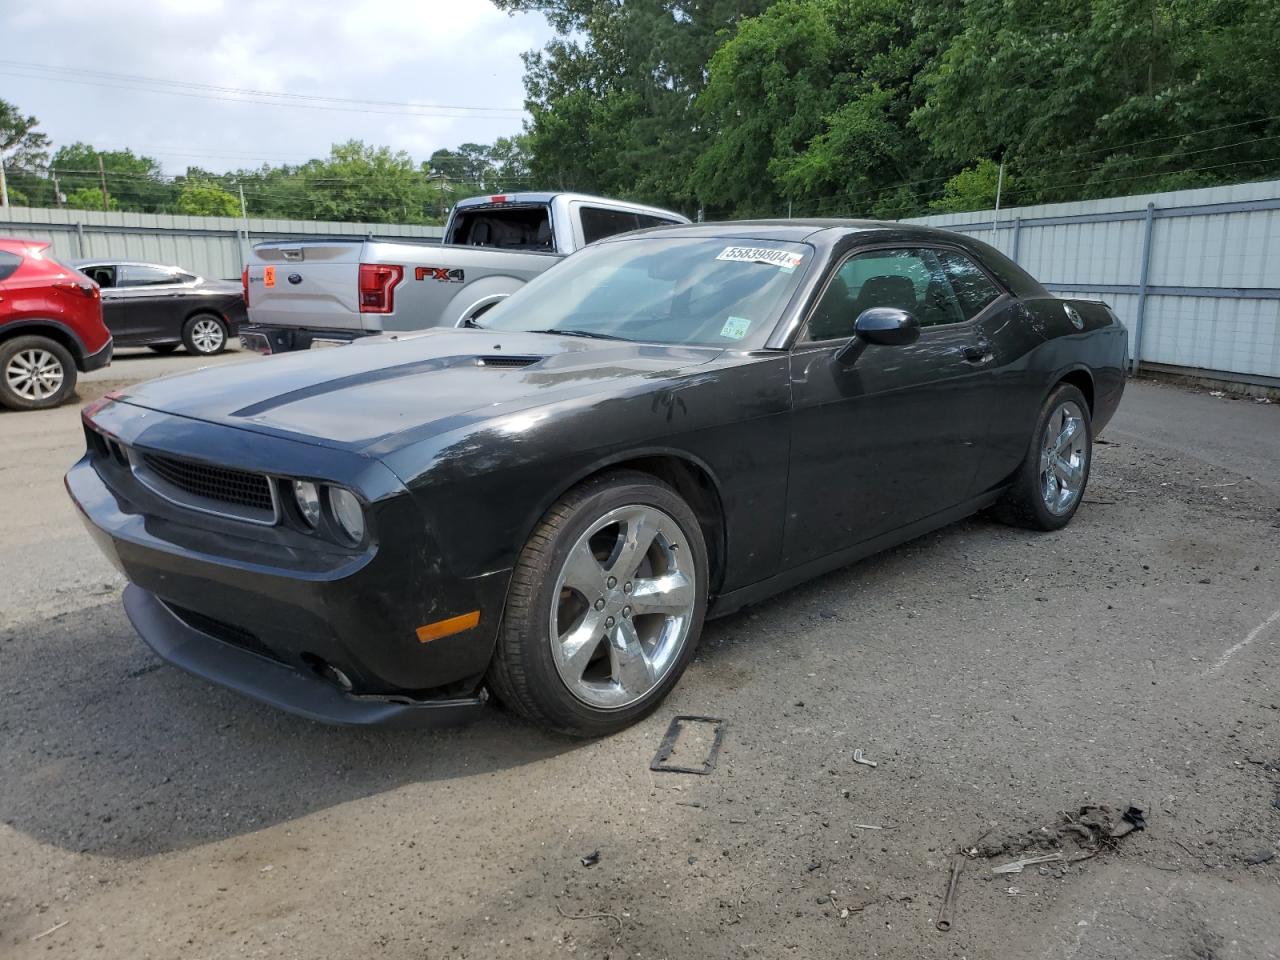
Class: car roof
612,219,969,244
71,259,187,270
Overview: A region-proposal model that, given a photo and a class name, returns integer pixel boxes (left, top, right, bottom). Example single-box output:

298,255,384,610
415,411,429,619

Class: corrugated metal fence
5,181,1278,382
0,207,444,283
905,179,1280,384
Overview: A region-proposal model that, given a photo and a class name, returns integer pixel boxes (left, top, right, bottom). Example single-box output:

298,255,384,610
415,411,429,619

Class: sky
2,0,555,174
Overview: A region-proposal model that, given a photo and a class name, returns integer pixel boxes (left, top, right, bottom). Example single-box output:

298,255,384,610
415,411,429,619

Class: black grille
142,453,273,512
166,603,281,663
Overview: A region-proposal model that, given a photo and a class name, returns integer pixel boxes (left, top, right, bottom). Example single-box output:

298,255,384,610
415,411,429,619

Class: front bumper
66,403,510,725
123,585,486,727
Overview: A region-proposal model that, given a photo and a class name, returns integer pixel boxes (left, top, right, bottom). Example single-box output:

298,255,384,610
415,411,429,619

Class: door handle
962,341,993,364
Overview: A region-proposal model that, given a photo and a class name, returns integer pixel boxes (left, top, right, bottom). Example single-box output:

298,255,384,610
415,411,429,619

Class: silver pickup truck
239,192,688,353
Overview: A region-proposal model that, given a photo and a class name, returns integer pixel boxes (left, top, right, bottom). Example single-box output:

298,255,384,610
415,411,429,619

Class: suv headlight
328,487,365,543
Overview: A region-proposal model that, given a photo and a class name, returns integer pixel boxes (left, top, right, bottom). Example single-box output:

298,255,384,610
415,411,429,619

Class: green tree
929,159,1016,212
50,144,172,212
494,0,771,211
176,179,241,217
66,185,118,211
913,0,1280,203
0,98,50,171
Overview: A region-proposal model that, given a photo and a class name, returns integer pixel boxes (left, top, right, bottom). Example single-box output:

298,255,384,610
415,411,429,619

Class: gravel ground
1,358,1277,960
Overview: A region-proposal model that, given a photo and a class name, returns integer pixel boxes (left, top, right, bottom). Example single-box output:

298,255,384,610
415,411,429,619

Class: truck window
580,207,642,244
448,205,553,250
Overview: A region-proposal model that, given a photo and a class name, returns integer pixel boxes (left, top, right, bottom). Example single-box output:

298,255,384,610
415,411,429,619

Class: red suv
0,238,112,410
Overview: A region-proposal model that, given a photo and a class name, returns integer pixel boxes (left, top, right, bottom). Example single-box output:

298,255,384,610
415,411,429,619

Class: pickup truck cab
240,192,689,353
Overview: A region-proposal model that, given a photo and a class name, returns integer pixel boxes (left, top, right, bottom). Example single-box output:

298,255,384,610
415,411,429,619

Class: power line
0,64,527,120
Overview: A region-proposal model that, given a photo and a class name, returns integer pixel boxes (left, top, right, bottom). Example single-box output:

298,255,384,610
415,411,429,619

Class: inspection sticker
716,246,804,270
720,316,752,340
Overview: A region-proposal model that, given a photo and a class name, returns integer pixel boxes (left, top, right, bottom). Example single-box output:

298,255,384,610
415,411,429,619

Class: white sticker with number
716,246,805,270
720,316,752,340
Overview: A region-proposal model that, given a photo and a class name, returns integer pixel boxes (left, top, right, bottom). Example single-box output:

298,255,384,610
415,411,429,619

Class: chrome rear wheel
1039,400,1087,515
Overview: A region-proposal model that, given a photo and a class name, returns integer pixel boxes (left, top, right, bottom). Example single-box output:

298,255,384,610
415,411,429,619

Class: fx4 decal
415,267,465,283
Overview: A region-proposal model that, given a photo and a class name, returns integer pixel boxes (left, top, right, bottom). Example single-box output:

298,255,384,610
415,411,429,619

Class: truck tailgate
247,241,367,332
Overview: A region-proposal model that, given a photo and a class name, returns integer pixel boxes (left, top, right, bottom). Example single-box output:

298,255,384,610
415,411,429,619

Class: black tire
148,343,180,354
0,335,78,411
181,314,228,355
487,470,709,737
994,382,1093,531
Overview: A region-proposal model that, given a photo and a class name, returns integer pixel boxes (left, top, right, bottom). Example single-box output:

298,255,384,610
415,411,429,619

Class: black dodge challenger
68,221,1126,736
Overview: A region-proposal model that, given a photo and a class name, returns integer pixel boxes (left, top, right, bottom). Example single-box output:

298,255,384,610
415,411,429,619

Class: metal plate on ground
649,715,725,775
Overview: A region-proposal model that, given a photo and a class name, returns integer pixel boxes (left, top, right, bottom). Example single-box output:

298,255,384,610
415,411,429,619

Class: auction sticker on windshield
716,246,804,270
720,316,752,340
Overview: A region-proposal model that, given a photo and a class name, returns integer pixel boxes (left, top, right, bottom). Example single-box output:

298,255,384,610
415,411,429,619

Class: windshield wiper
526,328,629,341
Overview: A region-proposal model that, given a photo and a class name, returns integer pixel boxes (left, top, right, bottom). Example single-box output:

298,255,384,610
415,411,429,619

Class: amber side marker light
416,610,480,644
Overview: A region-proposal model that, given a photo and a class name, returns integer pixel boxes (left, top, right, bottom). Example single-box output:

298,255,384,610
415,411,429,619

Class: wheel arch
527,449,729,597
0,319,86,365
1049,365,1095,416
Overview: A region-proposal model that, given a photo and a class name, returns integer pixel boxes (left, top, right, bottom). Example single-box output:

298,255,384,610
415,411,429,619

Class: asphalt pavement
1,354,1277,959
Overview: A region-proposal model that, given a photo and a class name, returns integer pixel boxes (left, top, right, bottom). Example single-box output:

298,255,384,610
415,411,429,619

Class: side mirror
854,307,920,346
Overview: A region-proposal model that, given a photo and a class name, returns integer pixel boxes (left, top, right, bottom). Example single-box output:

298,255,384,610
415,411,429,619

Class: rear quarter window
0,250,22,282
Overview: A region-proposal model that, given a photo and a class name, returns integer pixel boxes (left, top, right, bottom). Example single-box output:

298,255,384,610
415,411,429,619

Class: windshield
478,236,812,347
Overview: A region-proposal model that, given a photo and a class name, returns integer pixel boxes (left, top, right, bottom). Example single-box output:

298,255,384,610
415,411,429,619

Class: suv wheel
0,335,78,411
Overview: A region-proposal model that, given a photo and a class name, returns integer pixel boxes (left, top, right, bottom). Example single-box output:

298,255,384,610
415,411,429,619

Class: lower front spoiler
124,585,487,728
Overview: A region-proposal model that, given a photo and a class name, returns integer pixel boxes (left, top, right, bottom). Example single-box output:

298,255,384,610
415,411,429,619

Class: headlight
293,480,321,527
328,487,365,543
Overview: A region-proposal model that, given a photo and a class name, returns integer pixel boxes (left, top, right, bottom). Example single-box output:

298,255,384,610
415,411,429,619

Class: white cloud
4,0,551,172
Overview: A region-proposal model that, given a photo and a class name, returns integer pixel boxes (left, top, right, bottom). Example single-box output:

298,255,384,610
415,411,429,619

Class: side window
120,264,180,287
0,250,21,283
935,249,1002,320
81,265,117,288
579,206,641,244
806,248,965,341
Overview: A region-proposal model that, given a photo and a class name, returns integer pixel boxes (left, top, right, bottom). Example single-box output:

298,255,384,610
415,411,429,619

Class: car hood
119,330,724,454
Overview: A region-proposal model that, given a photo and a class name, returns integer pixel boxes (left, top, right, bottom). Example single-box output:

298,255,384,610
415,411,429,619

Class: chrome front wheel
550,504,696,709
487,470,708,737
183,315,228,355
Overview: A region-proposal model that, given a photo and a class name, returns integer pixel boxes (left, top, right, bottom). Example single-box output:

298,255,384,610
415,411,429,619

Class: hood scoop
475,355,543,369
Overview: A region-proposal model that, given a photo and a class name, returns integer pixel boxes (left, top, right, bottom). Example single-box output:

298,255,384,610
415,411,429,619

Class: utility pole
51,170,63,207
990,159,1005,243
238,183,250,264
0,156,8,209
97,154,109,211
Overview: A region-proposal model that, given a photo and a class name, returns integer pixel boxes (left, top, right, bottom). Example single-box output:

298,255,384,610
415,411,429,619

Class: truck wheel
487,470,708,737
0,335,78,411
182,314,228,355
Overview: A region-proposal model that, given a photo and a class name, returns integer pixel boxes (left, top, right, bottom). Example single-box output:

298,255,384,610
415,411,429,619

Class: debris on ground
555,903,622,937
852,748,877,768
972,804,1147,862
650,715,725,775
935,855,964,932
991,852,1064,875
1243,849,1275,865
580,850,600,868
